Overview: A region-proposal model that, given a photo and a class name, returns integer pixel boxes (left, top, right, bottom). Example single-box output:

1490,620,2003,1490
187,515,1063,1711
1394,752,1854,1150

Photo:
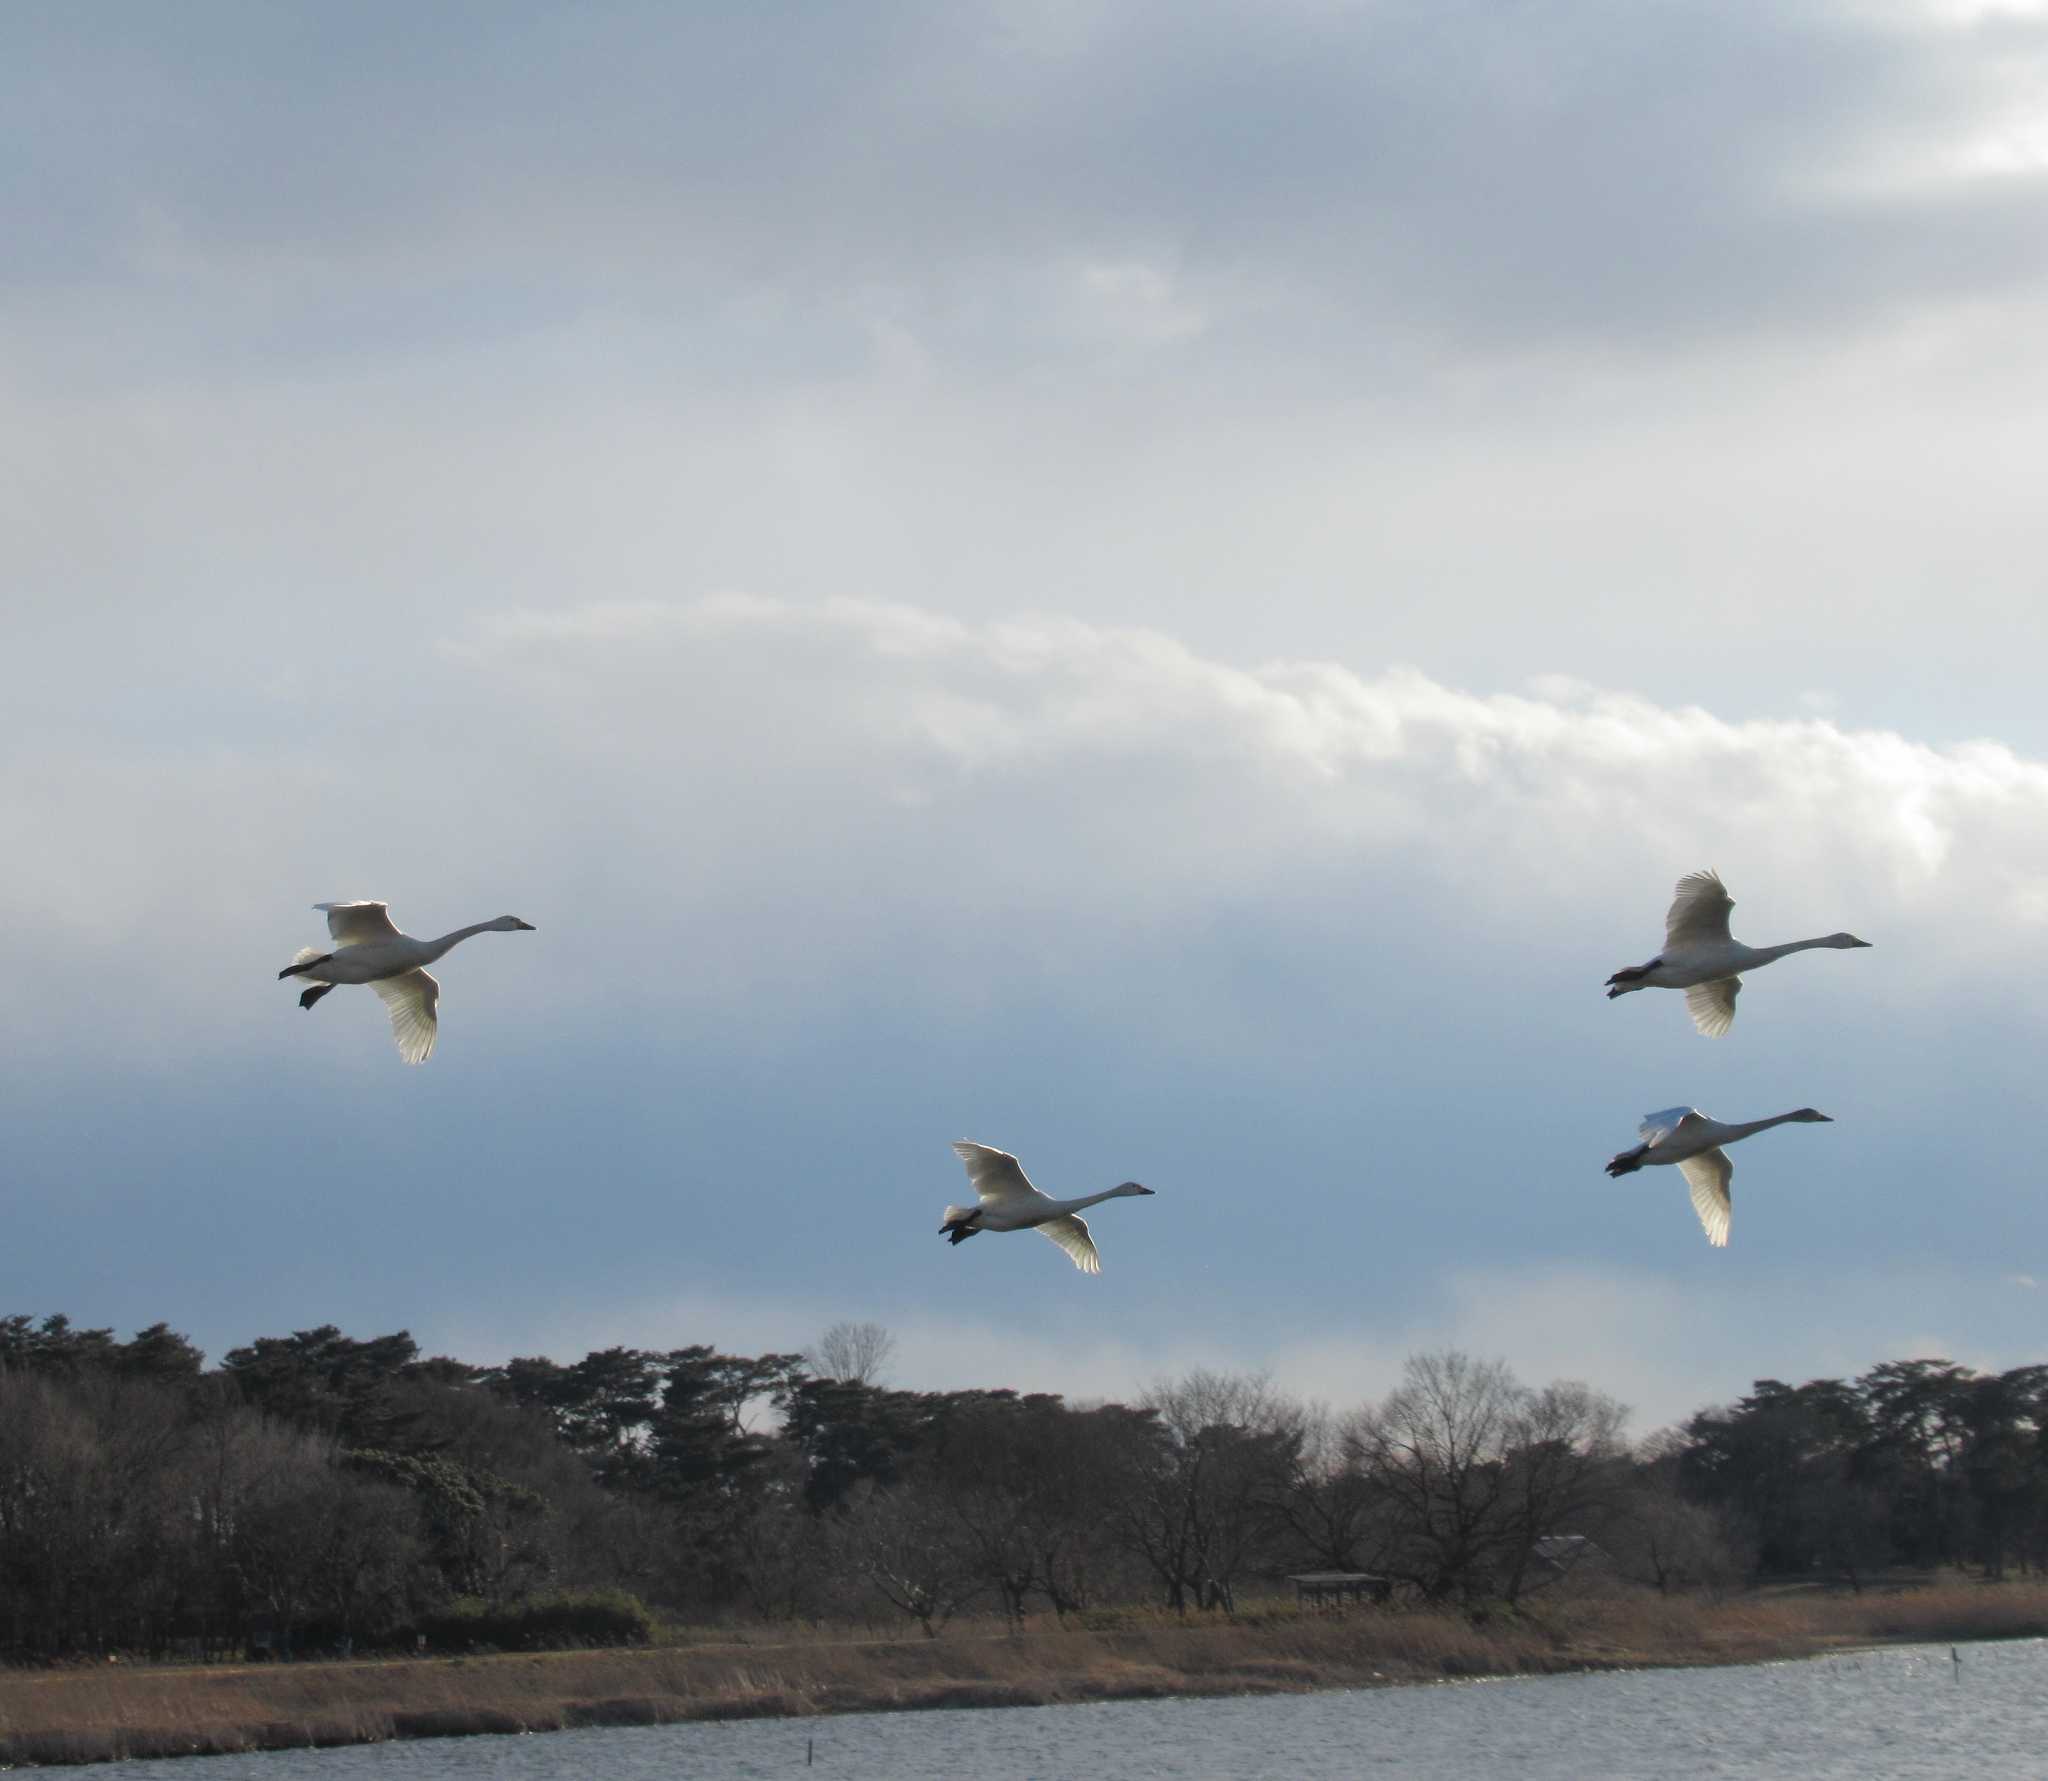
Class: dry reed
2,1581,2044,1767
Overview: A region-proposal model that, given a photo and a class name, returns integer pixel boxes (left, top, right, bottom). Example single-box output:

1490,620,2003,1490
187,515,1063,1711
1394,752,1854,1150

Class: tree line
0,1311,2041,1658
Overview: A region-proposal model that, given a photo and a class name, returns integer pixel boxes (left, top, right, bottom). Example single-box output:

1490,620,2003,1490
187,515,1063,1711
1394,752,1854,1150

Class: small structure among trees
1288,1571,1392,1611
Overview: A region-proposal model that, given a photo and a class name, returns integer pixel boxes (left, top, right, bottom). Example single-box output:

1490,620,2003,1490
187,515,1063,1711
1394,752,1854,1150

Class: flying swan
1606,869,1870,1036
278,902,535,1064
1605,1106,1834,1247
939,1141,1155,1275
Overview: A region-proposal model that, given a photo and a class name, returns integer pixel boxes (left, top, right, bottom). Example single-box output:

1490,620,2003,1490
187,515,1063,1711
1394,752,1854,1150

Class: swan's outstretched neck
1750,934,1869,965
1750,937,1829,966
1727,1108,1832,1141
420,922,498,963
1055,1183,1156,1215
419,916,535,963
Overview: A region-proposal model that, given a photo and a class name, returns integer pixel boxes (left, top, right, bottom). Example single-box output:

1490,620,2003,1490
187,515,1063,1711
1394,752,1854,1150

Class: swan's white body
1606,870,1870,1036
279,901,534,1064
939,1141,1154,1275
1605,1105,1834,1247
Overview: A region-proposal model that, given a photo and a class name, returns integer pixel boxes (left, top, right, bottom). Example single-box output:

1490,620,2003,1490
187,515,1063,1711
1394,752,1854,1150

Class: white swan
1605,1105,1833,1247
939,1141,1155,1275
1606,870,1870,1036
278,901,535,1064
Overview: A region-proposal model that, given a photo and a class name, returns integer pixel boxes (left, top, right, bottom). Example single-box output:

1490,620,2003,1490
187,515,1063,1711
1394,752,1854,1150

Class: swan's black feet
945,1224,979,1245
298,983,335,1010
279,951,335,980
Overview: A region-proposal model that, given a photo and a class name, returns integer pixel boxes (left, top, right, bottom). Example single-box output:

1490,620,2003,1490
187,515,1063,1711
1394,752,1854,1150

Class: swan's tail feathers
940,1204,980,1244
1606,1146,1648,1178
279,948,333,981
298,983,335,1011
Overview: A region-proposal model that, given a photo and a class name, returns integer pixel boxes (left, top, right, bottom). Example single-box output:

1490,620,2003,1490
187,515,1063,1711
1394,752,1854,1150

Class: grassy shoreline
3,1582,2045,1768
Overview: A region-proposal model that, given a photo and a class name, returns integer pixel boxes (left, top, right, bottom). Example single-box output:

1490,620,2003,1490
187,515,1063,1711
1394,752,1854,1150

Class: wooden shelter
1287,1571,1392,1611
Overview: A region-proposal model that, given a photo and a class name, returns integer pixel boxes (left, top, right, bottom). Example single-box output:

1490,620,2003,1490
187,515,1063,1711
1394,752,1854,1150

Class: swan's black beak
514,920,536,930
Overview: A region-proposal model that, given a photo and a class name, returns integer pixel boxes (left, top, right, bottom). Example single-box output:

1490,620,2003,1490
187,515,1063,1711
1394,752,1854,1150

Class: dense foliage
0,1311,2040,1659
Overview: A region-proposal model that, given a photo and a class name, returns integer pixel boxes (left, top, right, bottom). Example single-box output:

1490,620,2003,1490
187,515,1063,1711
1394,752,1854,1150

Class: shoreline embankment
3,1581,2044,1768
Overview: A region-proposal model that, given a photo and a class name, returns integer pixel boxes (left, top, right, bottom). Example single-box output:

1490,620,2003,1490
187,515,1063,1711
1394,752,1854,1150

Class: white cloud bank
455,593,2048,951
9,593,2048,1061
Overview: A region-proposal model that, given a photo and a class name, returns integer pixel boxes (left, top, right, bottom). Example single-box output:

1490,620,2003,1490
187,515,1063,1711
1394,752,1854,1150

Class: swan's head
491,916,537,932
1789,1108,1833,1123
1827,932,1872,949
1113,1181,1155,1198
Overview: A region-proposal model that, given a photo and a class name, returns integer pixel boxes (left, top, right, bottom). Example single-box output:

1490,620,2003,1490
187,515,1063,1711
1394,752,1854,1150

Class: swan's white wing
1664,871,1734,950
1638,1106,1703,1145
318,901,402,947
1677,1149,1733,1247
1037,1214,1102,1274
372,968,438,1064
952,1141,1049,1208
1684,977,1741,1038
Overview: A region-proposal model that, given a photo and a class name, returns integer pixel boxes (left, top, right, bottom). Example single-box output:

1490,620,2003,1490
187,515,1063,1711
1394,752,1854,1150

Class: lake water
92,1640,2045,1780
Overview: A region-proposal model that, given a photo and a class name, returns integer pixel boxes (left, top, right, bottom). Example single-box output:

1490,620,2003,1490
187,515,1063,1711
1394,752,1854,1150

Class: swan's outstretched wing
1036,1214,1102,1274
1677,1149,1733,1247
372,968,438,1064
1664,871,1734,950
1685,977,1741,1038
1638,1107,1704,1146
318,901,403,947
953,1141,1050,1208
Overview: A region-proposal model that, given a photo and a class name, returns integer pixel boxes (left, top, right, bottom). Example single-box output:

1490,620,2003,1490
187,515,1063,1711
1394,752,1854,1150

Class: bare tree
831,1479,982,1636
1113,1371,1297,1613
808,1322,897,1387
1269,1402,1401,1574
1494,1379,1630,1602
0,1374,108,1653
1350,1352,1632,1604
1356,1350,1521,1602
1612,1475,1751,1594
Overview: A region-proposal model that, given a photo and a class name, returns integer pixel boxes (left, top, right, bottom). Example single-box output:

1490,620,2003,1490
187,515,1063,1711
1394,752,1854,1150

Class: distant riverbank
4,1582,2044,1769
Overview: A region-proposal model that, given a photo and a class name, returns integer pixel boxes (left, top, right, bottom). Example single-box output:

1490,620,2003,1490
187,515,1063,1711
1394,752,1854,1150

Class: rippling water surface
95,1640,2047,1780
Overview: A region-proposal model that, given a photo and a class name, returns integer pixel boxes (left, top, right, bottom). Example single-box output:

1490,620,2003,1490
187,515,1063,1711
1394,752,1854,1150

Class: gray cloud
12,2,2048,758
11,1,2048,376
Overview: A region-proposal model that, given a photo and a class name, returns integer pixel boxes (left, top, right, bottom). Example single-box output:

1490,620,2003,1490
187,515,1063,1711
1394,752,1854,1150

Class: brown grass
3,1581,2045,1767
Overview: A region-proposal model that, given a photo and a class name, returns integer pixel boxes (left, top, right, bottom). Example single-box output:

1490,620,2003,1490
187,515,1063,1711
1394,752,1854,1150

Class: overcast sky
8,0,2048,1433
